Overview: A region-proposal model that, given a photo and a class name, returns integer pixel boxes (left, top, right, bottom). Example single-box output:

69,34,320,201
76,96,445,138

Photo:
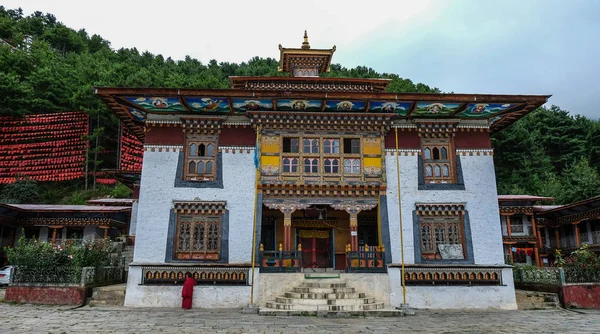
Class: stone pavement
1,304,600,333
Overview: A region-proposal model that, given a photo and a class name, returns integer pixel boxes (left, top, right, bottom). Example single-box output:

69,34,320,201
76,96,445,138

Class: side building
96,34,550,309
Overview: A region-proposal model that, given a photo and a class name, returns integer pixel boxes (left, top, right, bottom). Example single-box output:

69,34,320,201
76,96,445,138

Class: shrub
556,244,600,283
4,234,115,270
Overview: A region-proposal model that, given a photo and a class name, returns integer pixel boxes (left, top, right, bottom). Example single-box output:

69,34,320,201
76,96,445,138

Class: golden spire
301,30,310,49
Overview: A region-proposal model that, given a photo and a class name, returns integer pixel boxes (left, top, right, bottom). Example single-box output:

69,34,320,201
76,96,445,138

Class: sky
4,0,600,119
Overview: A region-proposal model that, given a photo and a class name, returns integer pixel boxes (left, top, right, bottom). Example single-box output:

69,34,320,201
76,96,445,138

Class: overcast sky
4,0,599,119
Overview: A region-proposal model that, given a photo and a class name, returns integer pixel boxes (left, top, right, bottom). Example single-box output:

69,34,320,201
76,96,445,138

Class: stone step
275,296,376,305
258,308,404,317
265,301,384,311
284,291,366,299
88,283,126,307
304,273,341,279
300,282,347,288
515,290,561,310
293,287,355,294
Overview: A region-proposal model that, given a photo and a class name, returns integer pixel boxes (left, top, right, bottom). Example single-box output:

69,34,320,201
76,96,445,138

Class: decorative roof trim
144,145,183,152
173,200,227,214
456,149,494,156
384,149,420,156
218,146,254,154
147,120,182,125
415,203,466,216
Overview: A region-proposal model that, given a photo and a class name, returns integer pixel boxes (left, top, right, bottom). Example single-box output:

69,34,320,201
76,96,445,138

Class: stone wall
133,147,255,264
385,151,504,265
388,267,517,309
5,285,86,305
124,266,254,307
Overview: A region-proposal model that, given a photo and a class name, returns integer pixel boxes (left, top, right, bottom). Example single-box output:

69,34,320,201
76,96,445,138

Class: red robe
182,277,196,309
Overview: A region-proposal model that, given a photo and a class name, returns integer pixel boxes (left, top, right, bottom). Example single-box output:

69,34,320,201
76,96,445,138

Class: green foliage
110,183,132,198
4,234,114,269
493,106,600,204
0,177,39,203
556,245,600,283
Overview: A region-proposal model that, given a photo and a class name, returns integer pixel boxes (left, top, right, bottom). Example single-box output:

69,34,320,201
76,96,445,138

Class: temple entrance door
298,229,331,269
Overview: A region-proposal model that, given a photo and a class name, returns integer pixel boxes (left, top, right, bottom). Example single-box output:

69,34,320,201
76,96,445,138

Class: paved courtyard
0,304,599,333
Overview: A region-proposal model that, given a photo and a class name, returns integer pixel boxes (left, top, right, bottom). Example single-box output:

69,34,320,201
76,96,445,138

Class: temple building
499,195,600,267
95,33,550,310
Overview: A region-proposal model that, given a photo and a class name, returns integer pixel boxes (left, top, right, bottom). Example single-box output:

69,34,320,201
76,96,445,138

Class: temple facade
96,33,550,309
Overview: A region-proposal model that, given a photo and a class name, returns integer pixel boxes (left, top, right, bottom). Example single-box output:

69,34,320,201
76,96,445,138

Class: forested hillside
0,7,598,205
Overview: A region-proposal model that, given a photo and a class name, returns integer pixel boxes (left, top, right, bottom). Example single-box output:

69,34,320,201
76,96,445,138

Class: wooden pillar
282,209,295,251
349,212,359,252
530,215,538,238
555,228,560,249
574,223,581,248
49,226,63,244
508,245,514,263
505,214,513,237
534,246,540,267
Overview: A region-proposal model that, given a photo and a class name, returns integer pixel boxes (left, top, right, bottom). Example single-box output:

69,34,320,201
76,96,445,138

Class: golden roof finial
302,30,310,49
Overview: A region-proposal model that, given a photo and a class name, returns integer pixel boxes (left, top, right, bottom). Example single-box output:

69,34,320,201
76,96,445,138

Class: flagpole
250,124,261,306
394,127,407,305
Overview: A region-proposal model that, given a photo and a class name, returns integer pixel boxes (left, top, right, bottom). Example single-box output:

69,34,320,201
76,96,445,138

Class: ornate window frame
184,134,218,181
168,201,228,262
412,203,474,264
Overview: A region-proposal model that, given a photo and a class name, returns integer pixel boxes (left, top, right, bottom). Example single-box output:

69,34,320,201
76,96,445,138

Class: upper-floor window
422,138,455,184
343,138,360,154
283,138,299,153
303,139,319,154
324,139,340,154
185,134,218,181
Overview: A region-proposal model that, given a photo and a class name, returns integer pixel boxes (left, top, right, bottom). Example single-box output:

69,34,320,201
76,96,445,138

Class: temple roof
498,195,555,202
278,31,336,74
95,86,550,141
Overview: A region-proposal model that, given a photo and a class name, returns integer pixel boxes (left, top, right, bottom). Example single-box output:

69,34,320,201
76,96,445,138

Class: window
324,158,339,173
420,216,465,260
282,157,298,173
304,158,319,173
324,139,340,154
175,215,221,260
343,138,360,154
510,216,524,233
185,134,218,181
283,138,299,153
422,138,455,184
303,139,319,153
344,158,360,174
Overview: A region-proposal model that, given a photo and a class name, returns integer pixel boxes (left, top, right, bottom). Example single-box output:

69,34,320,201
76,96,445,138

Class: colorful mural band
369,101,412,115
455,103,516,118
412,102,462,117
185,97,229,113
120,95,523,120
124,97,188,112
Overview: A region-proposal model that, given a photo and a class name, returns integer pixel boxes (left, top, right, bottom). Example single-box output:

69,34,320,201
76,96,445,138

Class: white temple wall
134,148,255,264
385,151,504,265
124,266,253,307
388,267,517,309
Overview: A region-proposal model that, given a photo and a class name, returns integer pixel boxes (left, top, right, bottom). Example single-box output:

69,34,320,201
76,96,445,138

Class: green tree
0,178,39,203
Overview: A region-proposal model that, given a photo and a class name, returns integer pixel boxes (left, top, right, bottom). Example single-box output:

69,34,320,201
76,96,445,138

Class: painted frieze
369,101,412,116
455,103,517,118
124,97,187,112
185,97,230,113
412,102,462,117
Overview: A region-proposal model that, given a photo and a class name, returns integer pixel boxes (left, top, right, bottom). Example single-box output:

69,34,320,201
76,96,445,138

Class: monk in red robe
181,273,196,309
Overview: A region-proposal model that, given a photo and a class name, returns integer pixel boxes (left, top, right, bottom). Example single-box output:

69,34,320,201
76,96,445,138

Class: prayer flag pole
394,127,407,305
249,125,261,306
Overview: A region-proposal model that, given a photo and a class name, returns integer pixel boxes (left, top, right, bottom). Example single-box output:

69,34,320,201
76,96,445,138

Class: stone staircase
516,290,561,310
259,274,403,316
88,283,127,307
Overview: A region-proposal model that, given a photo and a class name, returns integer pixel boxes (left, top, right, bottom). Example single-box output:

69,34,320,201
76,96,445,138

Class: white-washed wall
388,267,517,309
134,148,256,264
385,153,504,265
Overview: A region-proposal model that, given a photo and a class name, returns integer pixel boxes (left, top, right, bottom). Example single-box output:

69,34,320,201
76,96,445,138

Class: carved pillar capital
330,203,377,216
